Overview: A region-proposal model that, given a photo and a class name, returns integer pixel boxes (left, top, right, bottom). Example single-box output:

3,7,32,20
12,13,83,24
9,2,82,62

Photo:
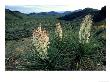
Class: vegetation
93,6,106,22
58,8,98,21
58,6,106,22
5,7,106,71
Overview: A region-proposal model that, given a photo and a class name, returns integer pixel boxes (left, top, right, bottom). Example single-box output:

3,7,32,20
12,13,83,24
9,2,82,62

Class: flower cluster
55,23,63,41
32,24,50,59
79,15,93,44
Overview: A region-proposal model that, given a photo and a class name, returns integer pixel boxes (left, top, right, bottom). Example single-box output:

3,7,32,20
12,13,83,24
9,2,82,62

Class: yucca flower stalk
79,15,93,44
32,23,50,59
55,23,63,41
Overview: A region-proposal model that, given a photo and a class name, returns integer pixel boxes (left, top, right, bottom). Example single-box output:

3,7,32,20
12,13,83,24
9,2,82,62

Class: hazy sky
5,5,105,14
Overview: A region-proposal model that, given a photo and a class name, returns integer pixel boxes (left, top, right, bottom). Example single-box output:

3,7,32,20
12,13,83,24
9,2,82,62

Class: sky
5,0,106,13
5,4,104,13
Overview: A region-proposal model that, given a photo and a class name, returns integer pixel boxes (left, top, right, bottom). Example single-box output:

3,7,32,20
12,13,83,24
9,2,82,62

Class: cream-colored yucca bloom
32,23,50,59
79,15,93,44
55,23,63,41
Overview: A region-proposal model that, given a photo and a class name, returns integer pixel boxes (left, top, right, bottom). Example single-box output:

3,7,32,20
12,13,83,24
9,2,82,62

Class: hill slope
93,6,106,22
5,9,29,20
58,8,98,21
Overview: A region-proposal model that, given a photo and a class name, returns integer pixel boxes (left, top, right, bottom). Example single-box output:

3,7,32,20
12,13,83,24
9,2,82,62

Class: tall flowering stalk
55,23,63,41
32,23,50,59
79,15,93,44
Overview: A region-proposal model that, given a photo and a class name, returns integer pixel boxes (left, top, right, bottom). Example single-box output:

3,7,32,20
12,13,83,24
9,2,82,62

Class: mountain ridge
58,6,106,22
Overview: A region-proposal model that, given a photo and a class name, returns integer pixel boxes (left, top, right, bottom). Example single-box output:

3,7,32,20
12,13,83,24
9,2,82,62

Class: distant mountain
73,9,82,13
27,12,36,16
5,9,73,19
58,8,99,21
63,11,72,15
28,11,65,17
5,9,29,20
47,11,60,15
6,6,106,22
93,6,106,22
27,11,73,17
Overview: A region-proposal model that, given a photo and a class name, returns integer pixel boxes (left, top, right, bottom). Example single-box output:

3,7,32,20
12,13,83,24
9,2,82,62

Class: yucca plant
79,15,93,44
75,15,97,70
55,23,63,41
32,23,50,59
